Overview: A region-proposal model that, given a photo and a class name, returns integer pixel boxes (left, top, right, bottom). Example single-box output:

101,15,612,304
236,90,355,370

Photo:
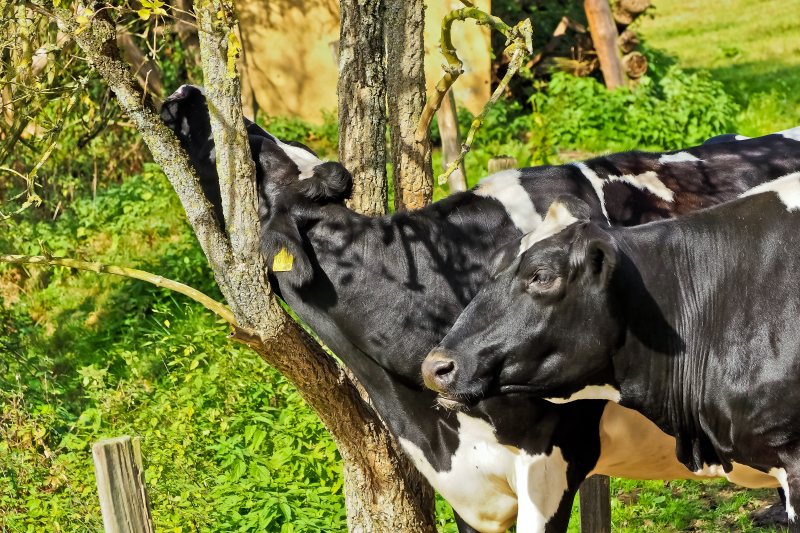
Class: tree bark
385,0,433,211
584,0,626,90
55,2,435,531
338,0,388,216
437,90,467,193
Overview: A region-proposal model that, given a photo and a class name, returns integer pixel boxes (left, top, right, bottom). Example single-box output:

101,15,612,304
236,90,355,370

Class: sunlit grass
637,0,800,135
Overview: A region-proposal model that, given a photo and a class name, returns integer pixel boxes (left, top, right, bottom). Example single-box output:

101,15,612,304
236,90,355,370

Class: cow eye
527,270,561,293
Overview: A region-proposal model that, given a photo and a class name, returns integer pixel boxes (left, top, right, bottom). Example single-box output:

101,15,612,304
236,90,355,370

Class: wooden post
93,436,155,533
437,90,467,192
487,155,517,174
580,475,611,533
584,0,626,89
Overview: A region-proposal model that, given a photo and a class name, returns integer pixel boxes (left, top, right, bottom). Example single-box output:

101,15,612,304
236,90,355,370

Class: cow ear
571,224,616,287
260,211,314,286
585,229,616,287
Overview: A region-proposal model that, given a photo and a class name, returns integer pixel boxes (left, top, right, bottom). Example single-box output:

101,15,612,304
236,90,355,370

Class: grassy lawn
637,0,800,135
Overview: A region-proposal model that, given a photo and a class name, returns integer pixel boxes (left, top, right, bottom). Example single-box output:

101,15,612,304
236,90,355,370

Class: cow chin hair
293,161,352,204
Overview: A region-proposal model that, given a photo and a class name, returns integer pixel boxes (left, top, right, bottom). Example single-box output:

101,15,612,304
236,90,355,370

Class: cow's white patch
275,140,323,180
512,446,570,533
771,468,796,521
778,126,800,142
735,134,750,141
475,170,542,233
687,463,780,488
608,171,675,203
546,384,621,404
741,171,800,210
658,151,701,164
518,201,578,255
399,412,569,533
572,162,610,222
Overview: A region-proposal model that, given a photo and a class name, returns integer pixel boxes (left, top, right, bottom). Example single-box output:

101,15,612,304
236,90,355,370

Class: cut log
584,0,626,89
617,29,640,54
612,0,651,25
622,51,648,78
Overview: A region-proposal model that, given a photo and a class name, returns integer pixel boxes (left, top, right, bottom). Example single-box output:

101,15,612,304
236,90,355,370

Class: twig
0,254,237,326
415,7,533,186
415,7,514,143
438,26,530,184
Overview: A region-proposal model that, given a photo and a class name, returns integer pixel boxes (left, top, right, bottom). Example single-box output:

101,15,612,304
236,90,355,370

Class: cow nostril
422,351,458,392
434,359,455,377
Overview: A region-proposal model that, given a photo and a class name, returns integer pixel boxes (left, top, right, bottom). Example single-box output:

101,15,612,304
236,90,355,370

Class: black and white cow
161,85,800,532
422,173,800,529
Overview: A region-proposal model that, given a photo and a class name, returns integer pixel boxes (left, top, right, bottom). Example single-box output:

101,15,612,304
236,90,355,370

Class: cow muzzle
422,349,458,394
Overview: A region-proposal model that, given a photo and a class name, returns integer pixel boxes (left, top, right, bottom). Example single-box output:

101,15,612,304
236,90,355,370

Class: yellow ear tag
272,247,294,272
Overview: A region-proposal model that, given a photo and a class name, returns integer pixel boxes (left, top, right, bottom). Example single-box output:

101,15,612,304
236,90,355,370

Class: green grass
637,0,800,136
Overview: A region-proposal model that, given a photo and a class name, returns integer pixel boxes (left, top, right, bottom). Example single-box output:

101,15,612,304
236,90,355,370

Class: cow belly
591,403,779,487
591,402,710,480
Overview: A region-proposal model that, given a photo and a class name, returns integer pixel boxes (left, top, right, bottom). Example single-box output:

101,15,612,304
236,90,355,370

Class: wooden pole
580,475,612,533
93,436,155,533
437,90,467,192
487,155,517,174
584,0,626,89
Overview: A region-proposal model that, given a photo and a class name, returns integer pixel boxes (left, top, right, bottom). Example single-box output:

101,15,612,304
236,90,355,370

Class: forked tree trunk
338,0,388,216
385,0,433,211
57,1,435,531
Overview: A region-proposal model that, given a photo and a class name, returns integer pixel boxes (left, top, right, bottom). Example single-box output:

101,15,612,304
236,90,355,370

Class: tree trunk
58,2,434,531
584,0,626,90
338,0,388,216
385,0,433,211
437,90,467,193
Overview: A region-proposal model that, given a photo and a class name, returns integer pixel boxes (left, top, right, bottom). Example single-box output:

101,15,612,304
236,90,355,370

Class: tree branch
439,20,531,184
415,7,520,143
0,254,237,325
50,2,238,303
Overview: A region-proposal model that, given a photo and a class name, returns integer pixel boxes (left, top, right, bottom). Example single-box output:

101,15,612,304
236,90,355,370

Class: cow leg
544,486,579,533
514,453,575,533
453,511,481,533
777,465,800,533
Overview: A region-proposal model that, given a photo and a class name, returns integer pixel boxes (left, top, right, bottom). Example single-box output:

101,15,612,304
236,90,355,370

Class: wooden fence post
487,155,517,174
580,475,611,533
93,436,155,533
584,0,626,89
437,90,468,192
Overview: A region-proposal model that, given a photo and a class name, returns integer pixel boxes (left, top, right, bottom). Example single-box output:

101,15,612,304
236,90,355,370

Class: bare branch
439,20,532,184
0,254,237,325
415,7,517,143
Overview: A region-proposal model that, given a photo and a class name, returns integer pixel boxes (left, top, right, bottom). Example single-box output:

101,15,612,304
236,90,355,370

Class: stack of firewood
525,0,652,84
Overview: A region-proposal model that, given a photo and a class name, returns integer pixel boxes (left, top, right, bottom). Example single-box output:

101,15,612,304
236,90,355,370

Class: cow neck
286,193,522,461
607,220,732,470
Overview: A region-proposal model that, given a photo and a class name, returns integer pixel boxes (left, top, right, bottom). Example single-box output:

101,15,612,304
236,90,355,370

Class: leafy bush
0,167,347,531
531,68,740,152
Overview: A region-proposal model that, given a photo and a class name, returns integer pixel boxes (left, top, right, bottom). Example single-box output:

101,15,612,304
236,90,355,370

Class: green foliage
0,168,346,531
258,111,340,159
531,68,740,152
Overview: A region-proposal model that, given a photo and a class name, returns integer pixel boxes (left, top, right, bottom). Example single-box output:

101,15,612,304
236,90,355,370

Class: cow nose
422,350,458,393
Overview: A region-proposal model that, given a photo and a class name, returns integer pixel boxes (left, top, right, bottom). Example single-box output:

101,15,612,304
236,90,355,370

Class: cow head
160,84,352,286
421,198,623,408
